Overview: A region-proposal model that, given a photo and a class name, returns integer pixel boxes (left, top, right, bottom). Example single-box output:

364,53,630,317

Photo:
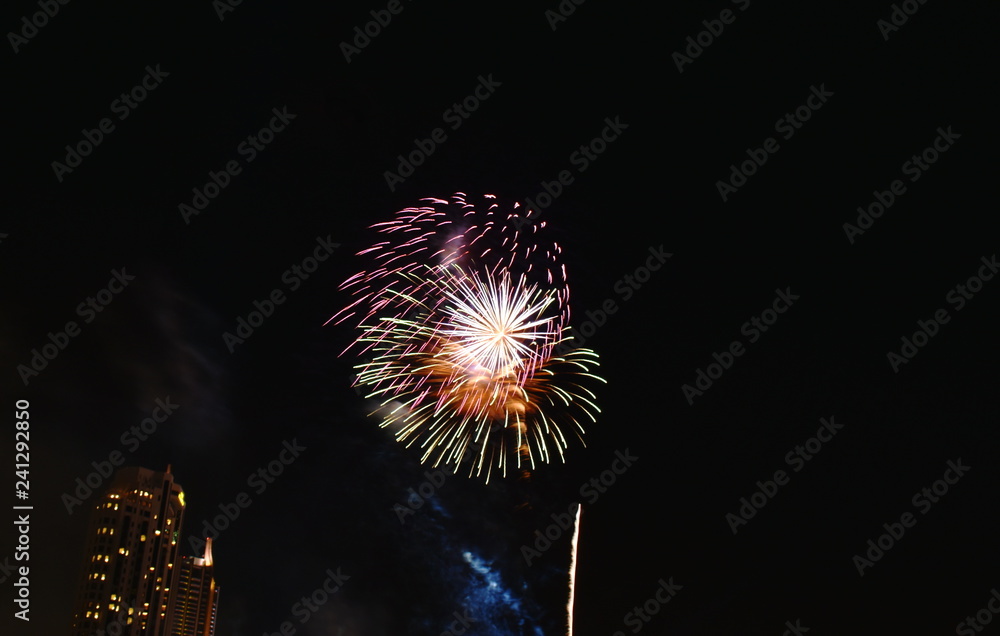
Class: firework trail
567,504,582,636
331,193,603,481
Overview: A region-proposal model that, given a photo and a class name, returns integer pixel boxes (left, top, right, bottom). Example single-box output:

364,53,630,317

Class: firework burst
331,193,603,481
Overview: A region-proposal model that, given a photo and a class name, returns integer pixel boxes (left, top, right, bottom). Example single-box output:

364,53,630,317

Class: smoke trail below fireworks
567,503,582,636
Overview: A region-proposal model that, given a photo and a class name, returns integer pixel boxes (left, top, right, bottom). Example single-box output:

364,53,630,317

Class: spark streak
567,503,582,636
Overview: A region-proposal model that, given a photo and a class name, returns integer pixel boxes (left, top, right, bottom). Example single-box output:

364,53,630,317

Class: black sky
2,1,999,635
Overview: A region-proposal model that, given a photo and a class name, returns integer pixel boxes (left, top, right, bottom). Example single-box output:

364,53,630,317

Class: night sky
2,1,999,635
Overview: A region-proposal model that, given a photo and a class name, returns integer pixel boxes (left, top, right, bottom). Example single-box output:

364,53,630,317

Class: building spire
203,537,213,567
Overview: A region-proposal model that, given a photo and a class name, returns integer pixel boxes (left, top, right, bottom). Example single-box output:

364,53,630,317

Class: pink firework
331,193,602,481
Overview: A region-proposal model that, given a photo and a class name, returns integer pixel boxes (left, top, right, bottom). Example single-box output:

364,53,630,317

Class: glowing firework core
440,271,555,376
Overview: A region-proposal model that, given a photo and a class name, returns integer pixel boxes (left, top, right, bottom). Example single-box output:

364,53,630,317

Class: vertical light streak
567,503,582,636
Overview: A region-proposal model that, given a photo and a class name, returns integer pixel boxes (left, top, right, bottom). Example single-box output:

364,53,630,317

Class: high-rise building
68,465,218,636
166,538,219,636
